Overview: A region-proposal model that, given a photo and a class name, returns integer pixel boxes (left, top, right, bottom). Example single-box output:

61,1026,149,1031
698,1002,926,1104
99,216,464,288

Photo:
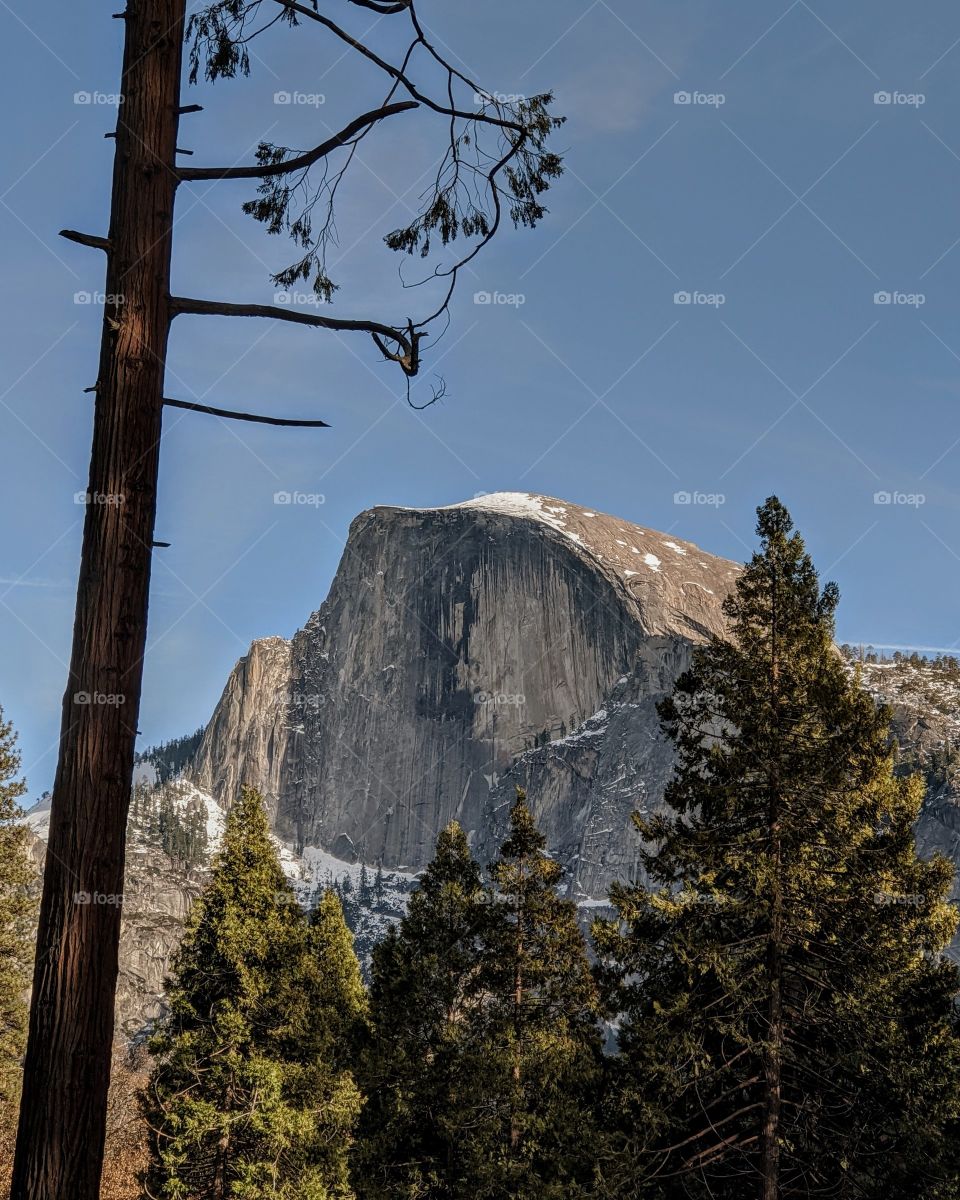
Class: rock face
193,635,292,811
197,494,740,893
115,845,206,1040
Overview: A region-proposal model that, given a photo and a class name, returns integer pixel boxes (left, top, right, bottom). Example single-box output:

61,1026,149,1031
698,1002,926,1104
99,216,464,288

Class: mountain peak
378,492,741,597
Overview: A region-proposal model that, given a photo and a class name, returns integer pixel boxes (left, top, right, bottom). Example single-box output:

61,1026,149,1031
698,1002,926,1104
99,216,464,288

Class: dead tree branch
176,100,418,181
163,396,330,426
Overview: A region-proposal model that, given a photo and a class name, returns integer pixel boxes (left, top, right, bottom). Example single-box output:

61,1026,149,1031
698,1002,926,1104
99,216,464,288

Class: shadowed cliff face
195,494,741,893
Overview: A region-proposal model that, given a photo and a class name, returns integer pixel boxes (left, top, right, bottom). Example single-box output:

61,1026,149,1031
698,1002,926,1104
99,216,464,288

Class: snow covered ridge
386,491,741,596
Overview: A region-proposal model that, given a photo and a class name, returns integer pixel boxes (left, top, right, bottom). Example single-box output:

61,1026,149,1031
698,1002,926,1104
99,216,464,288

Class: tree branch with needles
183,0,565,406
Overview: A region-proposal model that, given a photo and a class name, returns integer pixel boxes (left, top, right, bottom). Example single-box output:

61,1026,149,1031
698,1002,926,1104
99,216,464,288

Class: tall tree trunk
12,3,184,1196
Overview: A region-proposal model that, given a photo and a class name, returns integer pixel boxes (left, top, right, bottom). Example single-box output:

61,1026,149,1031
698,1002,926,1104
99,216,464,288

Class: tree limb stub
59,229,111,252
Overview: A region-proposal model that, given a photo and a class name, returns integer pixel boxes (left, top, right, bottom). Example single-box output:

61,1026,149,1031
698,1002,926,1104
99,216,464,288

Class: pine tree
303,890,368,1062
354,821,491,1199
143,788,363,1199
595,497,960,1199
473,790,603,1199
0,707,36,1117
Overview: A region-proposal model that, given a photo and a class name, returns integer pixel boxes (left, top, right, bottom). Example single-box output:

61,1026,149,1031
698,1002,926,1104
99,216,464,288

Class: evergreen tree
143,788,363,1199
0,707,35,1116
359,864,371,907
354,821,491,1199
356,803,603,1198
304,890,368,1061
473,790,603,1199
596,498,960,1199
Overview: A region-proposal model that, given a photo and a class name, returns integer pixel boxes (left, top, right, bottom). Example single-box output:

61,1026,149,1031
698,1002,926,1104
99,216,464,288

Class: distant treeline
135,728,205,784
841,643,960,674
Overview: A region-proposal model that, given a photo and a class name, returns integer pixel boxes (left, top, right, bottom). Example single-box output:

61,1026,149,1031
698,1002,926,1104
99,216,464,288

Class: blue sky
3,0,960,798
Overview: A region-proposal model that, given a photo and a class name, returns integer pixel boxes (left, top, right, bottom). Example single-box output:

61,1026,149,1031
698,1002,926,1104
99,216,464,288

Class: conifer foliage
143,788,365,1199
596,497,960,1199
477,790,602,1199
354,820,490,1198
0,707,35,1116
355,797,602,1199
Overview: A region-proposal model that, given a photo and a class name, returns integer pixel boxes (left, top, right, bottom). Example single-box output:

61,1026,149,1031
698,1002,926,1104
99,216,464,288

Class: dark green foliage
475,791,603,1198
354,821,490,1198
143,788,365,1199
0,707,36,1116
382,92,564,260
356,800,602,1198
595,497,960,1199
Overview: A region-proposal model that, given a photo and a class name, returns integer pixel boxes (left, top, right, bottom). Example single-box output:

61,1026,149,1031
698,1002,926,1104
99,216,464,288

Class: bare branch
172,294,406,344
177,100,418,182
163,396,330,426
344,0,410,12
269,0,525,129
59,229,111,252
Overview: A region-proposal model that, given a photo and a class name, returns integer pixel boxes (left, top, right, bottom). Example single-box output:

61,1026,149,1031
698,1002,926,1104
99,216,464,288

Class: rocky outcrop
197,493,740,892
194,635,292,824
480,636,697,899
115,844,206,1040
